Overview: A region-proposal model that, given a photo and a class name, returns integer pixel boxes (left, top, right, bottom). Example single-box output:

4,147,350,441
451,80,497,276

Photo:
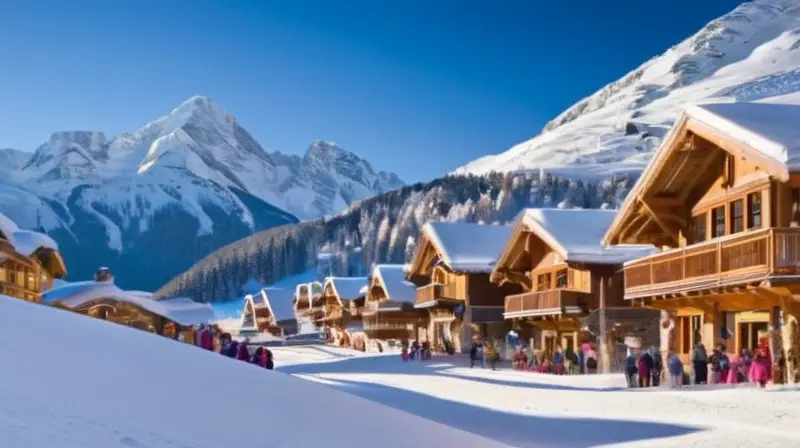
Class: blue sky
0,0,743,183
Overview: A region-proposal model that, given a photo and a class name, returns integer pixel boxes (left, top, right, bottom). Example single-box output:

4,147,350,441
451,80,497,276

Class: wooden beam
645,196,684,208
640,200,678,244
678,146,719,203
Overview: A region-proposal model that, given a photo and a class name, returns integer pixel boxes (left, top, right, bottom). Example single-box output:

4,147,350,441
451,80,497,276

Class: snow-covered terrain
0,295,499,447
278,348,800,448
456,0,800,179
0,96,403,290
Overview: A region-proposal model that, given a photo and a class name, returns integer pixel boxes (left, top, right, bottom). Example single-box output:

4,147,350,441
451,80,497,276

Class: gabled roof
323,277,368,303
603,101,800,246
372,264,415,303
513,208,656,265
244,287,296,324
413,222,511,273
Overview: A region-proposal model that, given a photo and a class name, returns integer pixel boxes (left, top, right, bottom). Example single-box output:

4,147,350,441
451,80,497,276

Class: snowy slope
0,295,501,448
0,96,403,290
456,0,800,178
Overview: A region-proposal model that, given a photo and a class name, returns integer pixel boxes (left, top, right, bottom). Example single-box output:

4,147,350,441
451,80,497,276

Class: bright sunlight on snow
0,296,500,448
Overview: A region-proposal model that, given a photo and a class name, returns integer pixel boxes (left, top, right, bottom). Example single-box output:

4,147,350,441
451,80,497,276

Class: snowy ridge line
455,0,800,180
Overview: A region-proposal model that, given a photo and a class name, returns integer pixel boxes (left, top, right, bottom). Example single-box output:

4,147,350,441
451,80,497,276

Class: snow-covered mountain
456,0,800,178
0,96,403,290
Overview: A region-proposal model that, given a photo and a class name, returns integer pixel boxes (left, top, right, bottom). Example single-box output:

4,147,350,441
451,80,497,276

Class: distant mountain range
0,96,403,291
163,0,800,302
456,0,800,179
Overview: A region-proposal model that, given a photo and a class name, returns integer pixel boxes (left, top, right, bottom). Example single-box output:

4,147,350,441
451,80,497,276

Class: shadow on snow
279,356,701,447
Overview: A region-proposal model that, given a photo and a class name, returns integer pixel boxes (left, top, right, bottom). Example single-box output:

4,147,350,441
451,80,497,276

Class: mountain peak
164,95,234,128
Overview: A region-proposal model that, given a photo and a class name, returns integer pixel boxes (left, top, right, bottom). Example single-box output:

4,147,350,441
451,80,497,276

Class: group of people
402,340,432,361
512,343,599,375
625,341,773,388
181,323,275,370
470,340,500,370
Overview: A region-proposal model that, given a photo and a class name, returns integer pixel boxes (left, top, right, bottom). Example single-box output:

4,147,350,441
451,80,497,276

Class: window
15,271,24,287
730,199,744,234
0,267,5,283
711,206,725,238
748,193,762,229
692,214,707,243
555,269,567,288
537,273,551,290
27,273,36,291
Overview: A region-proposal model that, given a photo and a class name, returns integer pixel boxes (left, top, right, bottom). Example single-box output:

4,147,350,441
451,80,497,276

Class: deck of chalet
364,264,426,342
406,222,521,353
491,208,655,362
0,213,67,302
603,101,800,383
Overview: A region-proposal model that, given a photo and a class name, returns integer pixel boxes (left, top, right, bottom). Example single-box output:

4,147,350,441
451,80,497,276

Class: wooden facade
603,102,800,382
407,223,520,353
318,278,367,346
0,233,67,303
364,265,426,342
491,209,643,358
293,281,323,327
240,290,283,336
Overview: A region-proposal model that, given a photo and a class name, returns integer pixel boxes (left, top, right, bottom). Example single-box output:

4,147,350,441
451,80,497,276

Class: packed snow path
276,348,800,448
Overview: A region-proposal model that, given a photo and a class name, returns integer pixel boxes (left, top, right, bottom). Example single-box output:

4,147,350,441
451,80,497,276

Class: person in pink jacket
749,348,770,387
236,342,250,361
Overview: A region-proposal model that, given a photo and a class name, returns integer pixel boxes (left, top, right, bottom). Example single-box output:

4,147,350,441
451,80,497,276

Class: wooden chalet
603,101,800,383
240,288,288,336
294,281,323,326
491,208,655,359
364,264,426,342
319,277,368,342
0,214,67,302
406,222,521,353
43,269,213,338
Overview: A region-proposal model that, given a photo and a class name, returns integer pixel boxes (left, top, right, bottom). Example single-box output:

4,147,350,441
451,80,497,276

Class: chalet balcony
415,283,461,307
504,289,592,318
364,322,412,331
623,227,800,299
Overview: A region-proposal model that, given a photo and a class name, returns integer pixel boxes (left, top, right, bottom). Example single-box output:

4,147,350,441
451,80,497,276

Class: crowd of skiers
179,323,275,370
625,340,773,388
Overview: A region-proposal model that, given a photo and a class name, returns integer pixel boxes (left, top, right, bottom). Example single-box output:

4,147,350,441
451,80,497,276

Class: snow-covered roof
518,209,656,264
0,212,60,256
0,212,19,247
262,287,295,321
686,102,800,170
324,277,368,301
372,264,416,303
11,229,59,256
423,222,512,272
42,281,213,326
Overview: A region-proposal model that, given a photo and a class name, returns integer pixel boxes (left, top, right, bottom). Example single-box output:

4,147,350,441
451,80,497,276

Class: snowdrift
0,296,501,447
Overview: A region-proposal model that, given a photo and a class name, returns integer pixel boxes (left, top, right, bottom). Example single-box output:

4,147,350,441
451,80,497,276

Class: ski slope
0,296,501,447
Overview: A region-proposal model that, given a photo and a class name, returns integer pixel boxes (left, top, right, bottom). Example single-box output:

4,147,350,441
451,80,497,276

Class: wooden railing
624,227,800,294
504,289,591,316
364,322,411,331
415,283,459,305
